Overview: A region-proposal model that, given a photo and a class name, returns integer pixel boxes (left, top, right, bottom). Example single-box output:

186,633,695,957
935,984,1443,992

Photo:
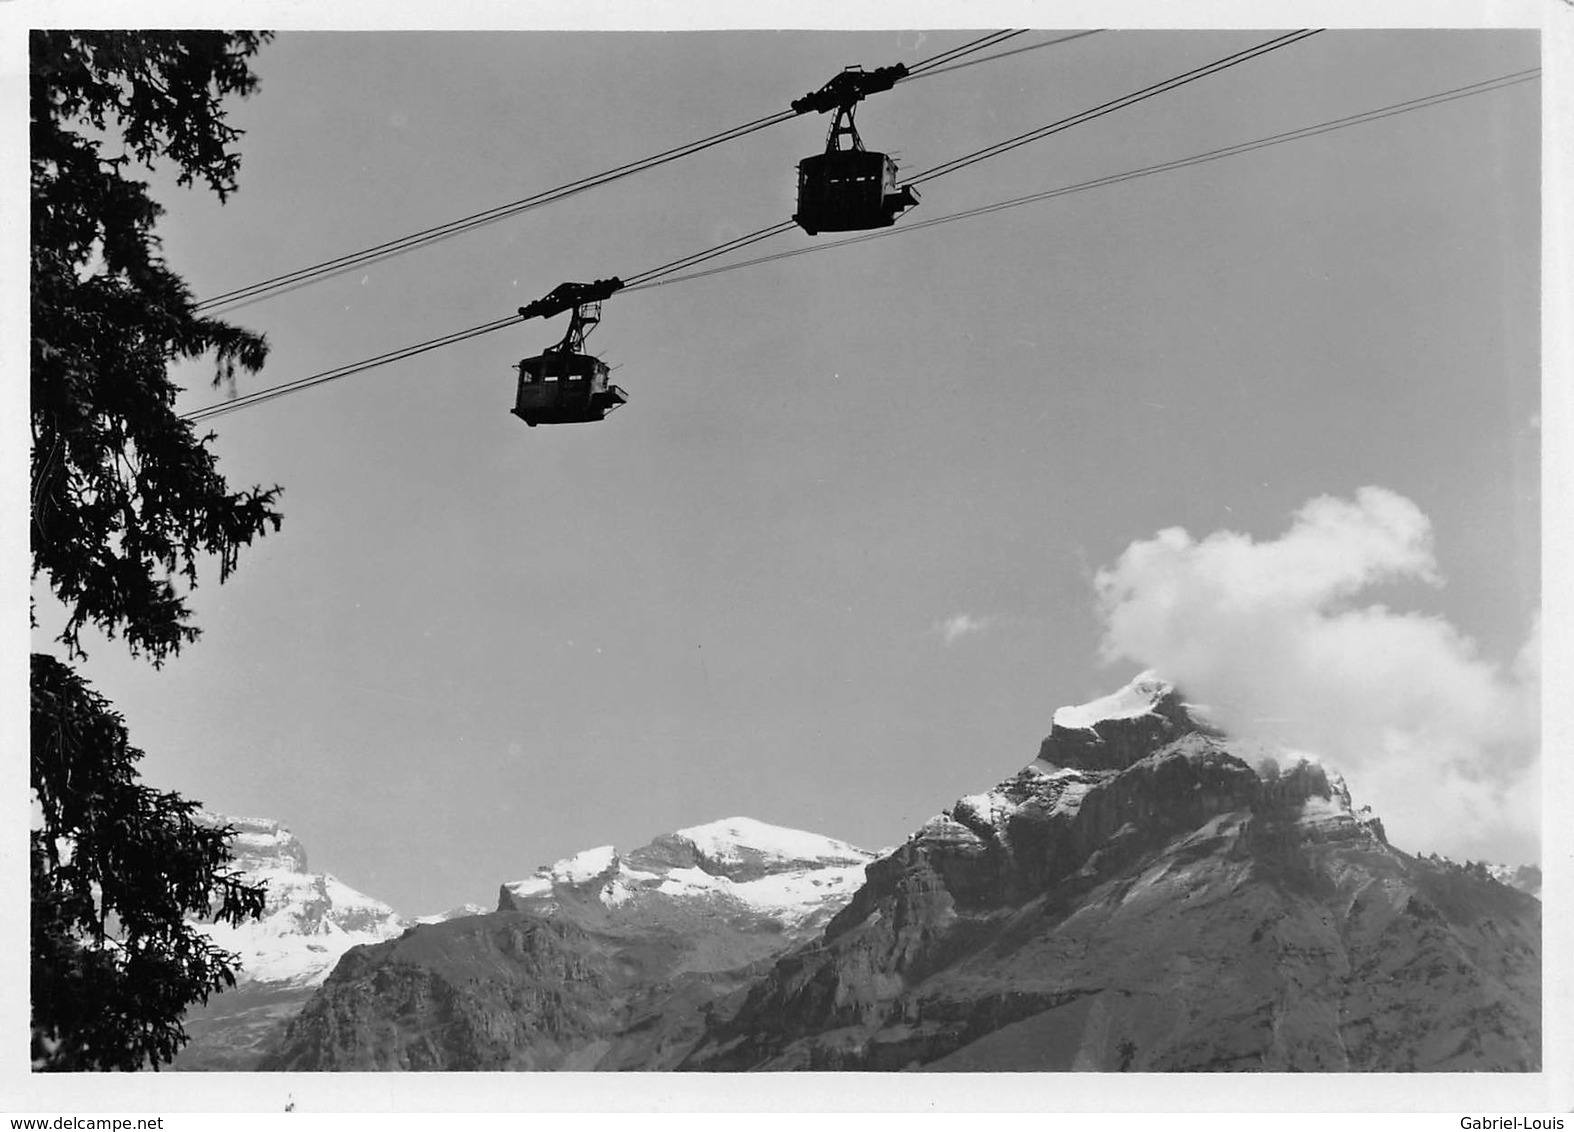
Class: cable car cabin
511,350,627,426
794,149,918,236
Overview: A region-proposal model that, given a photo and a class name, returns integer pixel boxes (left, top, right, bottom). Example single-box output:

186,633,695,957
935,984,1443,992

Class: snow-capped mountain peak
178,813,486,1069
192,814,408,989
669,816,872,872
499,817,878,937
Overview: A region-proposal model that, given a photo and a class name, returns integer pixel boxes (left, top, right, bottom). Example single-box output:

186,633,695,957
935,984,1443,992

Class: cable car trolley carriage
513,278,627,426
792,64,919,236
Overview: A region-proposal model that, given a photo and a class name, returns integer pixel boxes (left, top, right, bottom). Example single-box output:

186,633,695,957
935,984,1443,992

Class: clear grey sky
24,26,1545,916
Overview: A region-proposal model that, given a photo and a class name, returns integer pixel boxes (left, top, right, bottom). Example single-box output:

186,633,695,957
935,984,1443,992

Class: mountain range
180,672,1541,1072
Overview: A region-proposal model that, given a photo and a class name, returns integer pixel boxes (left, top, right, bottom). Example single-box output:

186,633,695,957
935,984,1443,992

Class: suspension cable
901,30,1104,84
903,30,1026,76
191,110,798,314
622,222,800,288
184,315,522,422
619,68,1540,297
628,30,1319,291
192,31,1041,315
185,31,1369,423
907,29,1323,185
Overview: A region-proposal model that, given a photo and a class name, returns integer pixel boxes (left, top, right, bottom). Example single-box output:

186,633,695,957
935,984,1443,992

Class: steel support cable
618,37,1108,287
619,67,1541,297
628,31,1317,290
184,315,522,422
902,30,1027,75
193,109,798,313
901,30,1105,83
190,65,1536,425
185,216,802,420
192,31,1037,315
909,29,1323,185
621,222,800,288
186,221,805,418
181,32,1337,422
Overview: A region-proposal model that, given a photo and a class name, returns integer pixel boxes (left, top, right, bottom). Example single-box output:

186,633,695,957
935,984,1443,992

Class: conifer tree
30,29,281,1070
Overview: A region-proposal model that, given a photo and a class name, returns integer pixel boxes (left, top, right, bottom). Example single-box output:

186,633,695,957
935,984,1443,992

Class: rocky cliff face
173,815,411,1070
682,674,1540,1071
261,818,878,1070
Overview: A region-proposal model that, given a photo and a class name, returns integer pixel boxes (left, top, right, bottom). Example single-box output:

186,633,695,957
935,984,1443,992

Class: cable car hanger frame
791,64,920,237
512,277,628,427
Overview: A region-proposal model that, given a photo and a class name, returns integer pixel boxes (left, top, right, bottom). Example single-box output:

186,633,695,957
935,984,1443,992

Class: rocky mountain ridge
197,672,1540,1072
682,674,1539,1070
259,818,879,1070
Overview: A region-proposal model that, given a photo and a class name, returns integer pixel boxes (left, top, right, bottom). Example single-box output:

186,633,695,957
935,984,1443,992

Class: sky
12,21,1552,920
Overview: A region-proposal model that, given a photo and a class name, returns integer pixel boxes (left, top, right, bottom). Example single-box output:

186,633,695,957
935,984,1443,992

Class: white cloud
936,613,992,646
1092,486,1540,864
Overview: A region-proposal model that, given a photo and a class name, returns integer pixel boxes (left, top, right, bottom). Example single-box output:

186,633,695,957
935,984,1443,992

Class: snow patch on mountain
924,764,1106,853
200,907,400,989
1051,670,1172,730
1023,764,1100,814
1485,863,1542,899
652,862,868,916
557,844,619,884
673,816,870,869
227,818,308,873
413,903,491,925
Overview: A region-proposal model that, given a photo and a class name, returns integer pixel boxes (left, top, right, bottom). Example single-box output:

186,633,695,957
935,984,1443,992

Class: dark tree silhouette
31,656,269,1070
30,30,281,1070
31,29,282,662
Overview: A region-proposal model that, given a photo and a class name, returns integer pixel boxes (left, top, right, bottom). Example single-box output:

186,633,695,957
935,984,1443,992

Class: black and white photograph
6,0,1570,1121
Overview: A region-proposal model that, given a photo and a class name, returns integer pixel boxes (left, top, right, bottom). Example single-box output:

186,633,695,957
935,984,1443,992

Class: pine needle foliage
30,30,282,1071
31,30,283,663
